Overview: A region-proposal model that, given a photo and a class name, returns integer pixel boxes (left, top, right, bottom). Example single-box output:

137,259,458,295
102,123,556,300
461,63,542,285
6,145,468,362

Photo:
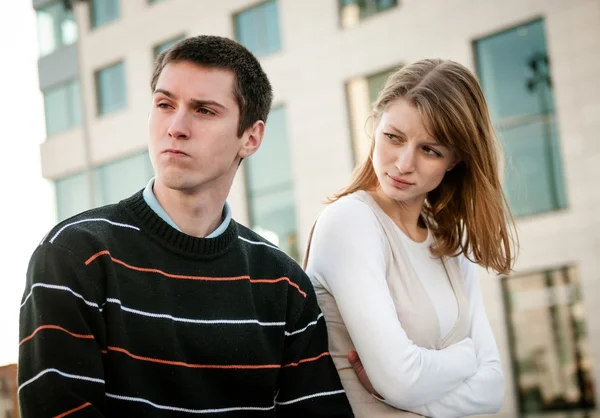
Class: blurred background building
0,364,18,418
30,0,600,416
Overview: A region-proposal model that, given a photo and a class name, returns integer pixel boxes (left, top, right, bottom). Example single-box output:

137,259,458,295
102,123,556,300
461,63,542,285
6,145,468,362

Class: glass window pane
500,118,567,217
91,0,120,28
503,267,596,416
245,106,297,259
234,0,281,57
249,188,299,260
67,81,82,129
367,68,395,106
474,19,567,218
43,80,82,136
475,20,554,123
246,106,292,193
96,62,127,115
44,86,69,136
55,172,91,221
340,0,398,29
36,2,78,56
93,151,153,206
61,8,78,46
261,0,281,56
36,2,60,57
346,67,398,164
153,35,185,59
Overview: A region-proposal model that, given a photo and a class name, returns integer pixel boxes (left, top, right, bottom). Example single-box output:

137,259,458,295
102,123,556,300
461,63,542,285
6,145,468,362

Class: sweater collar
121,190,238,259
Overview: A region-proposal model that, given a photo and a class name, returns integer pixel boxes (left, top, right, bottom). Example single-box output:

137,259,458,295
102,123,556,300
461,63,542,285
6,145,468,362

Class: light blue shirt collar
142,178,232,238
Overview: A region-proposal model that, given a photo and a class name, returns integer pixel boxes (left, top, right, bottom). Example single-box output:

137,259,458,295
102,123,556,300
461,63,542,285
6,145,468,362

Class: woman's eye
424,147,441,157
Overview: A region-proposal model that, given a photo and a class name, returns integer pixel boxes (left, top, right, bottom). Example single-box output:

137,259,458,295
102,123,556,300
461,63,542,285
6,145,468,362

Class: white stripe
49,218,140,243
275,389,347,406
106,393,275,414
18,368,104,393
105,298,285,327
20,283,100,310
238,236,284,253
285,313,323,337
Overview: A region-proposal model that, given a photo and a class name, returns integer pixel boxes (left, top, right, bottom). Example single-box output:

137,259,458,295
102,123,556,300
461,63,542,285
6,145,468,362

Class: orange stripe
84,250,110,265
249,277,307,298
85,250,307,297
54,402,91,418
107,346,281,370
283,352,330,368
20,325,94,346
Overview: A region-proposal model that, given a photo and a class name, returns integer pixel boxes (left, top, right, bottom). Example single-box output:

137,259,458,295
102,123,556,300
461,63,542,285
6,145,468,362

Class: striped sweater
18,191,354,417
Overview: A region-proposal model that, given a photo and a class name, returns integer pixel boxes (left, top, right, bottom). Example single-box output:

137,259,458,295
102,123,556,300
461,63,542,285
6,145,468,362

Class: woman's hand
348,350,383,399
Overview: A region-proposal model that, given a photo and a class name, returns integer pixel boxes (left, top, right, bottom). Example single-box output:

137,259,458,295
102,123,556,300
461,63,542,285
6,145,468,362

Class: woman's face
372,98,458,207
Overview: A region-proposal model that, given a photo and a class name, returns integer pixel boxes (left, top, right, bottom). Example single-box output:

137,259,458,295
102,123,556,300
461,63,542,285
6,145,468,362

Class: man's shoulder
235,222,307,281
40,202,138,251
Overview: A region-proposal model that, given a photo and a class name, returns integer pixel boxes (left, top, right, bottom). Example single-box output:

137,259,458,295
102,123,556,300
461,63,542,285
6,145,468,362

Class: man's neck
153,180,228,238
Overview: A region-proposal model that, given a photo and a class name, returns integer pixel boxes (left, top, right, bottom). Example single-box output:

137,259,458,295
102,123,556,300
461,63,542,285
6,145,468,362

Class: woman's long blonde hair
329,59,517,274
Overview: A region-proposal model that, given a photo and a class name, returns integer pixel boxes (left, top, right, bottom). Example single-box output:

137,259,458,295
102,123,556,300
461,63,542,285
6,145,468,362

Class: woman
304,59,517,417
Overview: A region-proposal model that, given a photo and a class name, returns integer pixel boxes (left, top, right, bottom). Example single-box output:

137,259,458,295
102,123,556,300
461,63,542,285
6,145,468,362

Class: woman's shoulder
318,191,381,230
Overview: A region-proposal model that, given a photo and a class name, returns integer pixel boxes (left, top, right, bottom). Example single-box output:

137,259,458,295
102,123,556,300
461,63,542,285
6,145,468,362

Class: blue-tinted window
91,0,120,28
475,19,567,218
43,80,82,136
93,151,154,205
55,172,92,221
96,61,127,115
245,106,298,259
234,0,281,57
502,267,596,416
340,0,399,29
154,35,185,59
36,1,78,57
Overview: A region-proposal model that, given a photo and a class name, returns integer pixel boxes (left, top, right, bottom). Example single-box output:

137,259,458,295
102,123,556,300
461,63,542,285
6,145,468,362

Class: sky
0,2,56,365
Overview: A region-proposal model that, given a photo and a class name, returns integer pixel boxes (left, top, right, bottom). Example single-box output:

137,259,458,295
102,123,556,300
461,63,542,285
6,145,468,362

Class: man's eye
198,108,214,115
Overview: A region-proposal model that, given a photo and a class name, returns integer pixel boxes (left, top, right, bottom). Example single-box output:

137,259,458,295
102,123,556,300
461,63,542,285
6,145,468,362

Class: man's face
148,61,251,194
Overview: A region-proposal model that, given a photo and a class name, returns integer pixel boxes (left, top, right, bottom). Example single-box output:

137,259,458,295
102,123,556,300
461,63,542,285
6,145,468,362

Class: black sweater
18,191,354,417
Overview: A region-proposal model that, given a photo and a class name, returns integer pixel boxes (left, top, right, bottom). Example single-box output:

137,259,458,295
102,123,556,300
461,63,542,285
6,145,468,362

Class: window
234,0,281,57
339,0,398,29
95,61,127,115
346,67,397,164
91,0,120,28
153,35,185,59
475,19,567,218
36,0,78,57
245,106,298,259
43,79,82,137
55,172,92,221
502,266,596,416
93,151,154,206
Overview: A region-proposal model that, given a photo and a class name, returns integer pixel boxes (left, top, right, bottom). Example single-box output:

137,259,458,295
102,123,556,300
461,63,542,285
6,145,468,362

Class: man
18,35,353,417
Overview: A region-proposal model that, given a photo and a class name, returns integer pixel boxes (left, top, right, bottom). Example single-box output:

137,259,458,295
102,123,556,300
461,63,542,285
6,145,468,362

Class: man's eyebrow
154,88,174,98
189,98,226,110
154,89,226,110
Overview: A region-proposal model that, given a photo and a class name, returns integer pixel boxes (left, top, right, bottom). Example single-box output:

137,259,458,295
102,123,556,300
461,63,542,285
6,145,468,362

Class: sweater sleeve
306,199,478,409
18,242,107,417
407,258,504,417
274,269,354,417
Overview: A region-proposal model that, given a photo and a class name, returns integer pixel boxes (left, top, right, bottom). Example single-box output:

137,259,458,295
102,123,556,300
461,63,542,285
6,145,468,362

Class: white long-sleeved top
306,192,504,417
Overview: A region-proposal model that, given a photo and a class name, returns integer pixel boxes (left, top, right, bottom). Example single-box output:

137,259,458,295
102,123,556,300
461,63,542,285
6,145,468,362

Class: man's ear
238,120,265,160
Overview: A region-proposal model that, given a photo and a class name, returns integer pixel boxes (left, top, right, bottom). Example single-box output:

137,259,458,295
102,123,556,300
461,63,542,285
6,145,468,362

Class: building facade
33,0,600,416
